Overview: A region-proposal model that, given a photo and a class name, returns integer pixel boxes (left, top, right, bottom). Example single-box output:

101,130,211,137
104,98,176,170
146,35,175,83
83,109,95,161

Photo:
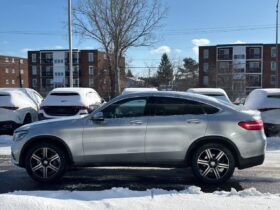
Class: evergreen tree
126,69,134,77
157,53,173,86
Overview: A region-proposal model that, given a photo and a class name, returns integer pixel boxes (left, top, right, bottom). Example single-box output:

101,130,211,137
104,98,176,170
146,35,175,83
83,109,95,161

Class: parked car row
0,87,103,135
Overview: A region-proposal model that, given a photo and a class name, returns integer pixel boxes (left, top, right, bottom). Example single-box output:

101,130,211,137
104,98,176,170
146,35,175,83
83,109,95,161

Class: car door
145,96,208,163
82,97,149,164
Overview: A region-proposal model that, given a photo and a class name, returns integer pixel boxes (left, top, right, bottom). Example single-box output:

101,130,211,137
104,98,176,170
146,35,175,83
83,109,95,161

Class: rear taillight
0,106,19,110
238,120,264,130
259,108,279,112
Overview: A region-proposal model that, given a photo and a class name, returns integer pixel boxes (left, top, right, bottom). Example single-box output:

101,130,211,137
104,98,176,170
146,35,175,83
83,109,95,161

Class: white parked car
122,88,158,95
187,88,232,103
39,88,103,120
0,88,42,135
245,88,280,137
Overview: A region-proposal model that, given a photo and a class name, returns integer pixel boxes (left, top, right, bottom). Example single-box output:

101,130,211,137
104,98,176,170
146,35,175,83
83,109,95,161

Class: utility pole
18,60,22,88
276,0,279,88
68,0,73,87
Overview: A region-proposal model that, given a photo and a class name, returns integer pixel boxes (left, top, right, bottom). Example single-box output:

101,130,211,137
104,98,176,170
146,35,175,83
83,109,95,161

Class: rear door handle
186,119,201,124
129,120,143,125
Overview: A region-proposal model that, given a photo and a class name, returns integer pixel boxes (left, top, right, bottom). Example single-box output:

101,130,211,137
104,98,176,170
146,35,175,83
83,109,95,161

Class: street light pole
276,0,279,88
68,0,73,87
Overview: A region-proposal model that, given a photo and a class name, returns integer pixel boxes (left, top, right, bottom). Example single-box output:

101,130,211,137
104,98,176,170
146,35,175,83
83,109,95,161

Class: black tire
23,114,32,124
191,143,235,184
25,142,68,183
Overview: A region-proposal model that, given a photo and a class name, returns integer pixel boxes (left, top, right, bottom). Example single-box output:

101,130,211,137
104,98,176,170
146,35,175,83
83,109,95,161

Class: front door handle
129,120,143,125
186,119,201,124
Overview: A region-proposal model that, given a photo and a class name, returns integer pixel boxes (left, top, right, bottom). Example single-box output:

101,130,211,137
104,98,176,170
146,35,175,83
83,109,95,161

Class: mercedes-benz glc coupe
12,91,266,184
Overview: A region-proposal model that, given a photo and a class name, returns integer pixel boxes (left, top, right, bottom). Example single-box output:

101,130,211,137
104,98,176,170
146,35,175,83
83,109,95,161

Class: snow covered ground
0,135,12,156
0,135,280,209
0,186,280,210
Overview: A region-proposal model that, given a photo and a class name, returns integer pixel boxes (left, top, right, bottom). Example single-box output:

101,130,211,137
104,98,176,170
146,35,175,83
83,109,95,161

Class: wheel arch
19,135,73,167
185,135,242,167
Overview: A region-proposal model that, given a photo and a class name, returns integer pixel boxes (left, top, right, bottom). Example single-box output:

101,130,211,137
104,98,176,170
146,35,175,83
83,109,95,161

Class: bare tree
73,0,166,97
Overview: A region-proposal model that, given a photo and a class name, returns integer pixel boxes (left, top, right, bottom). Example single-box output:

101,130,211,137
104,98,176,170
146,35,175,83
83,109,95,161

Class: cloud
20,48,34,53
150,45,171,54
234,40,246,44
53,45,64,49
191,39,210,55
175,49,182,53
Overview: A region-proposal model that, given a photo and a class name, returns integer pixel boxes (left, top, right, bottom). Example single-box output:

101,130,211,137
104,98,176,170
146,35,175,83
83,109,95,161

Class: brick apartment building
27,49,125,99
0,55,28,88
199,44,279,100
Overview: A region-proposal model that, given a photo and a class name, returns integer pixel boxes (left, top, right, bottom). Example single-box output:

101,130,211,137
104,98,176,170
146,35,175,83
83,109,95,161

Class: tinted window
151,97,204,116
267,95,280,99
200,103,220,114
103,98,147,118
50,92,79,96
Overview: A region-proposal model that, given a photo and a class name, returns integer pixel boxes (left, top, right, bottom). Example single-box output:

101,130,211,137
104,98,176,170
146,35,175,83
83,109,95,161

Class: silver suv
12,91,266,184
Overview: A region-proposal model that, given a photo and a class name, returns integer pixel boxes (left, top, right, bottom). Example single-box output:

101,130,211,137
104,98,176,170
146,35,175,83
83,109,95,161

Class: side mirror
92,111,104,121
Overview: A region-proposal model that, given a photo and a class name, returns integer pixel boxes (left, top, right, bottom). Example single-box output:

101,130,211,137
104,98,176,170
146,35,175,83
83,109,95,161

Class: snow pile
0,187,279,210
0,135,12,156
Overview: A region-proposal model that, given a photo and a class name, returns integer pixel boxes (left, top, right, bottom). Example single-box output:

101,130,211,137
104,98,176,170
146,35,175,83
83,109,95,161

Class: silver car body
12,91,266,169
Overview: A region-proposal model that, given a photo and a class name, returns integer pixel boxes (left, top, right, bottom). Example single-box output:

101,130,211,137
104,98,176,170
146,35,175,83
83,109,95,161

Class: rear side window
267,95,280,99
50,92,79,96
150,97,204,116
200,103,220,114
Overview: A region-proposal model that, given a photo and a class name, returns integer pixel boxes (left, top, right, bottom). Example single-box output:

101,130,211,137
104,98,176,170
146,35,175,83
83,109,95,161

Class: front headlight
13,130,28,142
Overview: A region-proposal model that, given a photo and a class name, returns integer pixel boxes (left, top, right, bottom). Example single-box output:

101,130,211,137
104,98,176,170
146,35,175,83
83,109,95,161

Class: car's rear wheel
191,143,235,184
23,114,32,124
25,142,67,183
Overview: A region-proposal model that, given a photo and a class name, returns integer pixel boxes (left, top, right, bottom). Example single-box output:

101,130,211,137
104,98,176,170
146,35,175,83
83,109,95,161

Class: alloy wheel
30,147,61,179
197,148,230,180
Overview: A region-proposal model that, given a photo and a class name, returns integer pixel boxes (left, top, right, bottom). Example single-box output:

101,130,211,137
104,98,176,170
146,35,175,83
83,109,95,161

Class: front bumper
0,121,22,135
237,154,265,169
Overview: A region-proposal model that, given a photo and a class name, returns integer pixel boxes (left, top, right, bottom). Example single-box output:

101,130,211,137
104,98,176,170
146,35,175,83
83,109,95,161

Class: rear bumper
0,121,22,135
237,154,264,169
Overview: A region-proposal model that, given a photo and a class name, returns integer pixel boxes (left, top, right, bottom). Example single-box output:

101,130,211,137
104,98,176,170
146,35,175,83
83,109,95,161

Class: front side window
103,98,147,118
151,97,204,116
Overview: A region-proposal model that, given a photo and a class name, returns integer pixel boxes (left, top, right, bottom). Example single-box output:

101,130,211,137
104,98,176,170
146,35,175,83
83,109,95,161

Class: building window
32,79,37,87
32,66,37,75
246,74,261,87
218,61,230,73
203,76,208,86
88,52,94,62
104,54,107,59
21,80,24,85
89,78,94,86
203,63,208,72
271,75,276,86
5,68,9,73
32,53,36,63
89,66,94,75
12,69,15,74
5,57,9,62
11,58,15,63
218,48,231,60
6,80,9,85
12,80,15,85
248,47,261,59
233,54,245,59
203,49,209,59
20,59,24,64
271,61,276,71
20,69,24,74
247,61,261,73
271,47,277,58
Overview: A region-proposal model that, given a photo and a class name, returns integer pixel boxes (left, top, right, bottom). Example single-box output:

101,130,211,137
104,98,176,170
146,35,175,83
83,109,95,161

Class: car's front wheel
25,142,67,183
191,143,235,184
